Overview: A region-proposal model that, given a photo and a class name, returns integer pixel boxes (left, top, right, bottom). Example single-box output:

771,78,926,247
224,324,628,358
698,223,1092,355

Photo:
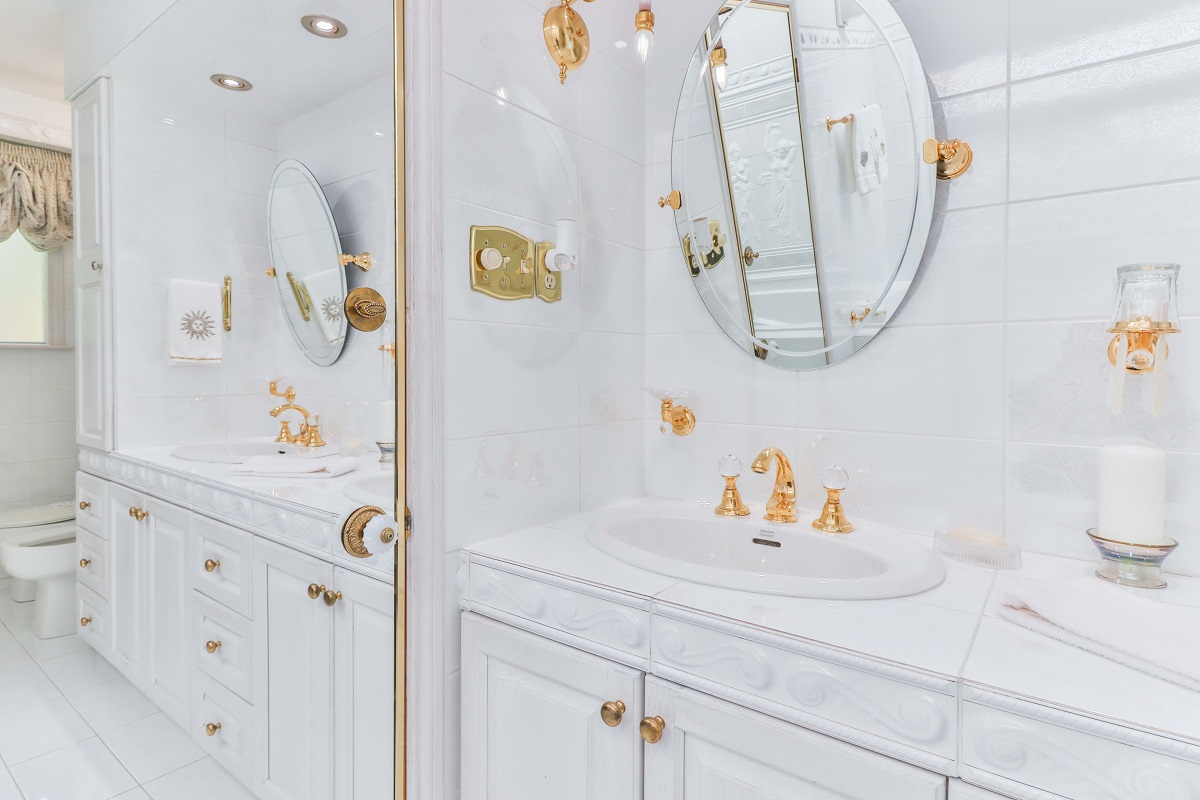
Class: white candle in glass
1098,444,1167,544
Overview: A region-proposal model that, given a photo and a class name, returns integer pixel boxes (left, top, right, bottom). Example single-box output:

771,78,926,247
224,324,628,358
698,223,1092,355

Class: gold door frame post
393,0,408,797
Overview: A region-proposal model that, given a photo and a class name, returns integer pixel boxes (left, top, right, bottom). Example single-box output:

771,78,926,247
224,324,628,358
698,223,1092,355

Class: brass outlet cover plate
345,287,388,332
534,241,563,303
470,226,536,301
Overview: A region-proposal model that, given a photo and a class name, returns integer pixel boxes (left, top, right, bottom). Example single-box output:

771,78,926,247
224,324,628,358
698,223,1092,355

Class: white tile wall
0,350,76,514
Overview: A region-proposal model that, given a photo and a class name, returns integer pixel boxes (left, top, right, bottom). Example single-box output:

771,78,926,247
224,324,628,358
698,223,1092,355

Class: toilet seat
0,503,78,604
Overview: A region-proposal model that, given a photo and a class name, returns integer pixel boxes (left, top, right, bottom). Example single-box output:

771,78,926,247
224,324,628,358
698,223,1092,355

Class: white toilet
0,502,77,639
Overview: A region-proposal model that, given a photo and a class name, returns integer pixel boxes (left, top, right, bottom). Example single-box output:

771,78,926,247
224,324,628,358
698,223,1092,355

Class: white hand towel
168,279,223,363
851,107,880,195
303,269,346,345
232,455,359,479
863,103,888,185
997,578,1200,692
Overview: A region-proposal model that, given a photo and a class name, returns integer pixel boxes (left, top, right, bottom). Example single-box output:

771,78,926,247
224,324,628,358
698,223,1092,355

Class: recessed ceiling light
211,74,252,91
301,14,348,38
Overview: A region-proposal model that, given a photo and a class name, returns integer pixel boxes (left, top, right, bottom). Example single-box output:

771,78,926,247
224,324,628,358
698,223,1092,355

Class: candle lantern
1108,264,1180,415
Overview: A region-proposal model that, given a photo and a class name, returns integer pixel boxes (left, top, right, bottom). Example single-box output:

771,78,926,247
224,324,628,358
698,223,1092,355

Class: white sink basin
171,440,339,464
585,511,945,600
344,474,395,507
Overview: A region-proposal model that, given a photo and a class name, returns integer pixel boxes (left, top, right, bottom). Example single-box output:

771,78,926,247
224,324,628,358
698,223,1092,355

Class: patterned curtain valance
0,141,73,252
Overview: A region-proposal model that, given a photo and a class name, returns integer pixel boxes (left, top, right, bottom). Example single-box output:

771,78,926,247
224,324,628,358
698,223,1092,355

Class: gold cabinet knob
80,617,92,627
640,716,666,744
205,722,222,737
79,558,91,569
129,506,138,518
308,583,324,600
204,559,221,573
322,589,343,607
79,501,90,510
600,700,626,727
129,507,149,522
91,261,103,271
205,640,222,654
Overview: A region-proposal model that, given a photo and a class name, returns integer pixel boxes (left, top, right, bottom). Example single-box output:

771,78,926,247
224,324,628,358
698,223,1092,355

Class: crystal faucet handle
821,465,849,491
719,455,742,478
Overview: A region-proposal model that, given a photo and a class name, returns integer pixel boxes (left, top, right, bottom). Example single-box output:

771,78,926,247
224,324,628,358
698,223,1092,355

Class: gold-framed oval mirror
671,0,936,369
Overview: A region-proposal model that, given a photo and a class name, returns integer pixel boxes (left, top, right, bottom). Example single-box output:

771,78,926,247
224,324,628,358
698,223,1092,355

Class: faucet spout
269,403,312,444
751,447,797,523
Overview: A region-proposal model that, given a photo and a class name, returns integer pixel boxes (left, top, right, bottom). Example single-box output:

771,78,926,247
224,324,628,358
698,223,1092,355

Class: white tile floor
0,579,254,800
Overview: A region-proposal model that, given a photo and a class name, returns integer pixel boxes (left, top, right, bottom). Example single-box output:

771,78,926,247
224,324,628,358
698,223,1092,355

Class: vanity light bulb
713,63,728,92
635,28,654,63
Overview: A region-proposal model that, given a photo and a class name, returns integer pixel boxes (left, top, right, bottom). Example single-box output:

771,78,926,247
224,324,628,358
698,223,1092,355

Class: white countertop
464,497,1200,748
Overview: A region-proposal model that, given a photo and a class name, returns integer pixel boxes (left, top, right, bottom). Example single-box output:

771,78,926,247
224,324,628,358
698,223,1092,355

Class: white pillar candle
1098,444,1167,544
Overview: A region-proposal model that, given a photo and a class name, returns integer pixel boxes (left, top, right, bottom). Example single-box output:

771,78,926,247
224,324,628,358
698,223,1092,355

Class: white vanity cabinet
103,483,147,680
143,497,192,727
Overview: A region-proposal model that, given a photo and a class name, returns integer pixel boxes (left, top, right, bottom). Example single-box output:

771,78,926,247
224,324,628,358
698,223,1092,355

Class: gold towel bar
222,276,232,332
826,114,853,132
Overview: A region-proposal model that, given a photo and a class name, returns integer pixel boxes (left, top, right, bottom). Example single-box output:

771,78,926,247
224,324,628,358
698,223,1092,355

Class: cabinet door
333,568,395,800
462,612,644,800
105,484,144,681
71,77,114,451
253,539,334,800
144,498,191,728
643,677,946,800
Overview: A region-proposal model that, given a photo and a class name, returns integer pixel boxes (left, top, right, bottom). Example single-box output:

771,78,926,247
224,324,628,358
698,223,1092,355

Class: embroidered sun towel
852,104,887,195
304,269,346,345
997,577,1200,692
168,279,223,363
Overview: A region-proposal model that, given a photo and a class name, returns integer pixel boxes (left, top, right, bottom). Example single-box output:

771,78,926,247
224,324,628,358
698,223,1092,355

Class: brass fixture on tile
850,306,872,325
469,225,564,303
269,381,296,403
345,287,389,332
714,456,750,517
922,138,973,180
339,252,373,271
601,700,626,727
1107,319,1176,373
657,190,682,210
205,640,222,654
826,114,853,132
544,0,595,84
812,465,854,534
265,267,276,278
222,276,232,332
270,403,326,447
682,220,728,275
640,716,666,744
204,559,221,573
1107,264,1181,416
751,447,797,523
286,271,312,321
660,398,696,436
742,245,759,267
342,504,390,559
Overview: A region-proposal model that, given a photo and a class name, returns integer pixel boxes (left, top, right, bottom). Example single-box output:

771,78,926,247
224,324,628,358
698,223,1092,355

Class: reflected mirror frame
392,0,407,797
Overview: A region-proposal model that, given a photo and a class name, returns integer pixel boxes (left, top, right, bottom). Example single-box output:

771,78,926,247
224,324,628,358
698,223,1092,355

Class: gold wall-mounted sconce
339,252,373,271
660,398,696,436
544,0,595,84
345,287,388,332
922,138,973,180
222,276,232,332
469,225,564,303
634,8,655,64
710,45,729,92
658,189,682,210
682,219,727,276
1108,263,1181,416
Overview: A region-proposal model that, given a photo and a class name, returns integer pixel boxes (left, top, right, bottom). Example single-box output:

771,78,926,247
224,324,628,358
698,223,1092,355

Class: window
0,235,67,346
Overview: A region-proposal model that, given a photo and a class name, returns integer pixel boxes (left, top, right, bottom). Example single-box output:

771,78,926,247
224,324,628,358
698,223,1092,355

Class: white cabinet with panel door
104,483,145,681
71,77,114,451
461,612,645,800
143,498,192,728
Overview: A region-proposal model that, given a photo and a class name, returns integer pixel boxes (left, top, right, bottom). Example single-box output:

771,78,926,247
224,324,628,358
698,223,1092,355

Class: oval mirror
671,0,935,369
267,159,348,367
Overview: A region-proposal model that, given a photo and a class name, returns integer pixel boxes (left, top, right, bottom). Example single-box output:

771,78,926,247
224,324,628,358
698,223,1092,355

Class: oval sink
172,440,339,464
344,474,395,507
585,512,945,600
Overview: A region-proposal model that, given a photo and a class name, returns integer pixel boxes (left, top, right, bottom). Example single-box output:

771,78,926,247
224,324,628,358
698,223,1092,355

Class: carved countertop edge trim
959,766,1065,800
461,601,650,672
963,685,1200,764
653,602,956,695
653,662,956,777
468,554,656,611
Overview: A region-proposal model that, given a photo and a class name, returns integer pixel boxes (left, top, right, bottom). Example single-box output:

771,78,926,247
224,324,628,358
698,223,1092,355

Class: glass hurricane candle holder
1107,264,1180,415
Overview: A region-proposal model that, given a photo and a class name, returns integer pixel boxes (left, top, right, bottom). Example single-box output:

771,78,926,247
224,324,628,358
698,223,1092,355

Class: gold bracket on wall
544,0,594,85
658,190,682,210
345,287,388,332
923,138,973,180
339,252,373,271
469,225,562,303
660,399,696,436
222,276,232,332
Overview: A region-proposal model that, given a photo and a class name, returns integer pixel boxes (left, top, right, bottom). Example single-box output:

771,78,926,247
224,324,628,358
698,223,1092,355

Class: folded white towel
304,269,346,345
168,279,223,363
852,104,888,195
997,578,1200,692
232,456,359,479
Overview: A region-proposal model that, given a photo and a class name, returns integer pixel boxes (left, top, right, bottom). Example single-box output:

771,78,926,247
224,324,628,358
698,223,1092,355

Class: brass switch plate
534,241,563,303
470,226,536,301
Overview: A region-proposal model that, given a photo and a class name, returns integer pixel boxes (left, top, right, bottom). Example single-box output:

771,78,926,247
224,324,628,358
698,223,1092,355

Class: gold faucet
751,447,797,523
270,403,326,448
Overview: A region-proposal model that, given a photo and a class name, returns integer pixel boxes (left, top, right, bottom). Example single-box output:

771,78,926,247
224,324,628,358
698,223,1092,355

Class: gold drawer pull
129,507,148,522
205,640,222,654
308,583,324,600
205,722,222,737
80,617,92,627
600,701,626,727
640,716,666,744
79,501,91,511
322,589,342,607
79,559,91,569
204,559,221,573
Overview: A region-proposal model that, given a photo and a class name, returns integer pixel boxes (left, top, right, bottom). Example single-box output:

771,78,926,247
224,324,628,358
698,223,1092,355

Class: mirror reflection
672,0,935,369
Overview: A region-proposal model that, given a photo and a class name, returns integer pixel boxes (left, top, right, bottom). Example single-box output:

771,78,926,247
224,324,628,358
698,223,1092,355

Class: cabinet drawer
192,515,253,618
961,697,1200,800
76,528,108,598
77,583,109,655
193,592,252,701
192,671,253,785
76,472,106,536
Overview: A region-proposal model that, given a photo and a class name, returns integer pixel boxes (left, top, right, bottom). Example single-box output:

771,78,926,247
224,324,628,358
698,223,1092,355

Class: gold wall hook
222,276,232,332
826,114,853,131
345,287,389,332
922,138,973,180
339,252,372,271
660,399,696,436
658,190,682,210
